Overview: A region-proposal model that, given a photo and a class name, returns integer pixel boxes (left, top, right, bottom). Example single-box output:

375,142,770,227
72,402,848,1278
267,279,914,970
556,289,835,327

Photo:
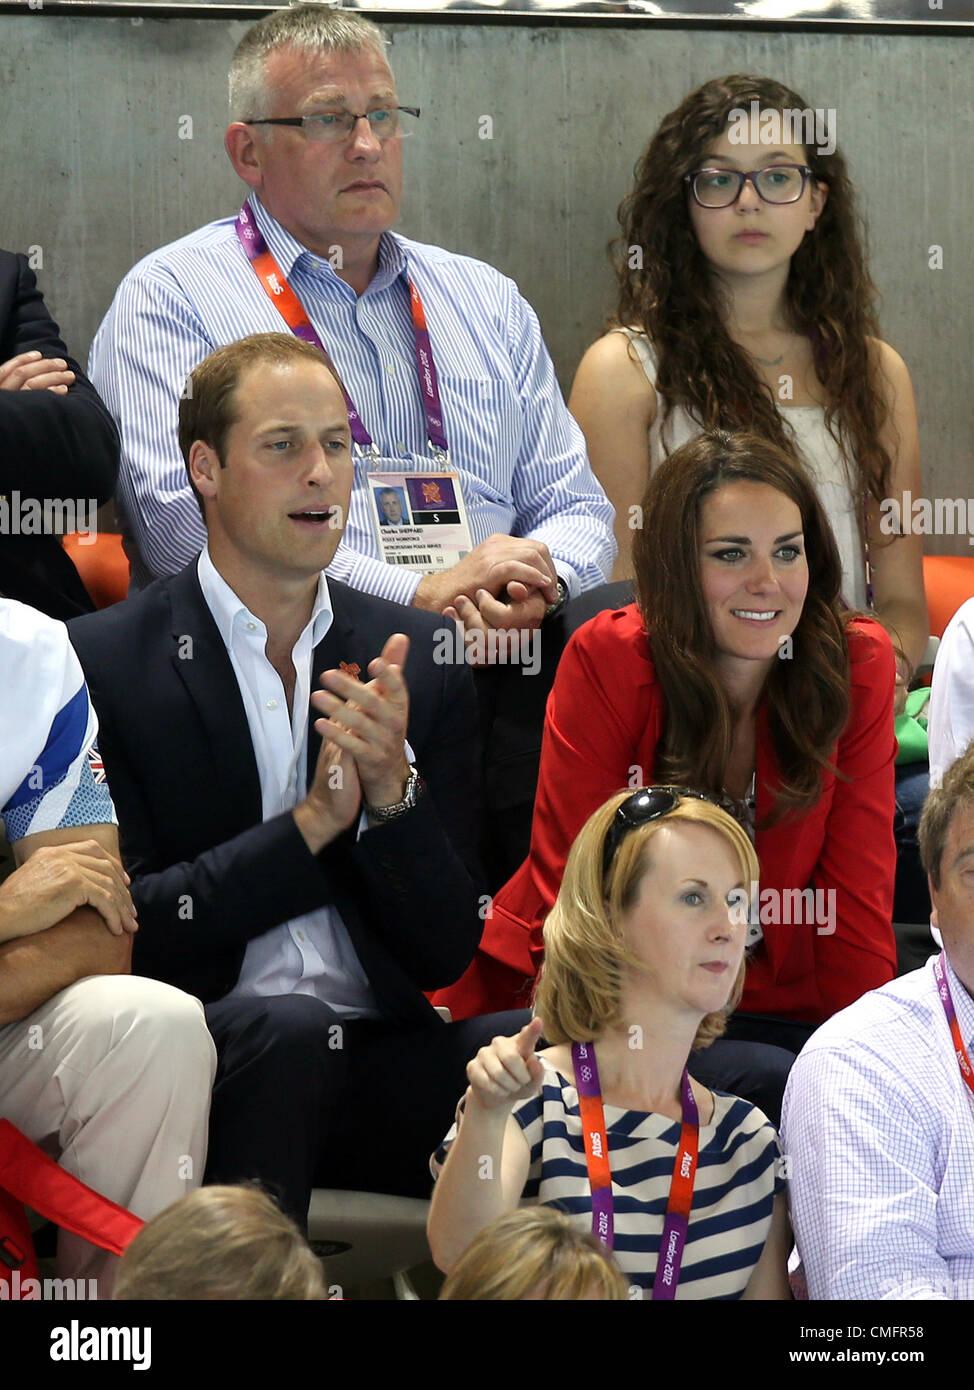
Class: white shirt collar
196,547,335,653
249,193,407,293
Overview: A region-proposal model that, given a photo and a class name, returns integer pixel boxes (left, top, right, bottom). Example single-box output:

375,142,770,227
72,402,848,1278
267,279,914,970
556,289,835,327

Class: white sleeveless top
617,328,868,611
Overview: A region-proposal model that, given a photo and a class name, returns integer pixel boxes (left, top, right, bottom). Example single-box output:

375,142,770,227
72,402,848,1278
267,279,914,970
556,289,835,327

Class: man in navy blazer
0,250,119,619
69,333,522,1224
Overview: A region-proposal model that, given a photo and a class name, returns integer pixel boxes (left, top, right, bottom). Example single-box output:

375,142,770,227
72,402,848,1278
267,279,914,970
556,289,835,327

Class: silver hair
228,5,389,122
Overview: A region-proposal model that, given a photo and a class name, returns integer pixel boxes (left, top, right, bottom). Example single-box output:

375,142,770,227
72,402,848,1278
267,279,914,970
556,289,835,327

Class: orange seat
923,556,974,640
62,531,130,611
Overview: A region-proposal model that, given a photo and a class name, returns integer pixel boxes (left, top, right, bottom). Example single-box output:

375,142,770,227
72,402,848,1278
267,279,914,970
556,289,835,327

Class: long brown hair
632,431,851,820
612,74,893,510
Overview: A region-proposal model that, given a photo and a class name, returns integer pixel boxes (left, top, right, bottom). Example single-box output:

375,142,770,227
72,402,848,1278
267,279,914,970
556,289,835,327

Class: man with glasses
90,6,614,619
91,6,614,887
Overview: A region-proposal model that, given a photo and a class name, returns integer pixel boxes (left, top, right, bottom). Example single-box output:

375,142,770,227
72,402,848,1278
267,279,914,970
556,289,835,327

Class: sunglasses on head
601,786,719,880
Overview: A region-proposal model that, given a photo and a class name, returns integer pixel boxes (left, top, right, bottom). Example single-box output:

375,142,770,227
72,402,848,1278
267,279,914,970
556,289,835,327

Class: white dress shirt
782,951,974,1299
928,596,974,789
197,549,380,1017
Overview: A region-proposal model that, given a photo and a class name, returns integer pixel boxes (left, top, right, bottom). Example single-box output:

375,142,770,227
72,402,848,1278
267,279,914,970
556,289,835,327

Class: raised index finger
517,1017,545,1059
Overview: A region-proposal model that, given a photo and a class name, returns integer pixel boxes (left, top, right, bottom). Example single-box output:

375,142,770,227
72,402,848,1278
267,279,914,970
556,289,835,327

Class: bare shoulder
572,331,656,409
867,337,914,397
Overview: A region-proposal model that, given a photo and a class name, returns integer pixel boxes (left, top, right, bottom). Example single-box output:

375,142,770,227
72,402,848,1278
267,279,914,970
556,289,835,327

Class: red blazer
435,605,897,1024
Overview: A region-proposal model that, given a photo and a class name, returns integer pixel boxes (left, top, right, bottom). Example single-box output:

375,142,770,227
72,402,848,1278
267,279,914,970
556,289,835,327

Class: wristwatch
544,577,569,620
364,765,425,822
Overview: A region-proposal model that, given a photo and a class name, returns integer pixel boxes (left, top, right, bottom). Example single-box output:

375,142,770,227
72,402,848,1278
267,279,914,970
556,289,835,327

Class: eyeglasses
685,164,814,208
247,107,421,144
602,786,718,880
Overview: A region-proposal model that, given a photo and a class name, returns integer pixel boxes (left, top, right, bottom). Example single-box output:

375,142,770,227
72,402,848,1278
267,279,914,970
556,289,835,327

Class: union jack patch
87,747,107,784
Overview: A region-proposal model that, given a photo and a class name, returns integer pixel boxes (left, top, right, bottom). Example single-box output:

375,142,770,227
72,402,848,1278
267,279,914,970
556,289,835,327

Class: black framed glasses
247,107,421,144
685,164,814,208
602,786,719,880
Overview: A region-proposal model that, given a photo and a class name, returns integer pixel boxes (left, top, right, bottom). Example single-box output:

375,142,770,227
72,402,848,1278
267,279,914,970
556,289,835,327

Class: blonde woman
439,1207,629,1301
429,789,791,1300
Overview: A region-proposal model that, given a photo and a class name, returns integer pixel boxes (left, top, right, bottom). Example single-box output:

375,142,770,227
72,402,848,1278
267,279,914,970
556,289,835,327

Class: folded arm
0,824,133,1025
0,256,118,503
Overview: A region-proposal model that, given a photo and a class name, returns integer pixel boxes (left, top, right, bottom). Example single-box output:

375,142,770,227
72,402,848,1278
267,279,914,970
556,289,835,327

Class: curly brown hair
612,74,893,512
632,430,852,822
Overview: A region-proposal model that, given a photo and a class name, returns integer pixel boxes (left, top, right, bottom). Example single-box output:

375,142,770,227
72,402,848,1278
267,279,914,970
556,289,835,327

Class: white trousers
0,974,217,1296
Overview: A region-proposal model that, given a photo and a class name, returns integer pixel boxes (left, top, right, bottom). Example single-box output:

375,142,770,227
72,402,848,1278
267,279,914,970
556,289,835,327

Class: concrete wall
1,16,971,547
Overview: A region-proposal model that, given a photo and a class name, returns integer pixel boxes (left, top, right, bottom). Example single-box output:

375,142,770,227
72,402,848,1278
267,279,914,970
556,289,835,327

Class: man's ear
189,440,222,505
928,874,939,931
224,122,264,189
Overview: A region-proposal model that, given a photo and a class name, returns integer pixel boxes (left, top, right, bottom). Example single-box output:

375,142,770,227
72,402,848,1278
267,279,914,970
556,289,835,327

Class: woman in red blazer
437,430,897,1047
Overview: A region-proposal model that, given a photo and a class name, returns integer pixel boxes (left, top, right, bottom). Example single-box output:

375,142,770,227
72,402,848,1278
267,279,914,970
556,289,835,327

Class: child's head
615,74,857,309
612,74,890,517
438,1207,630,1301
113,1185,327,1300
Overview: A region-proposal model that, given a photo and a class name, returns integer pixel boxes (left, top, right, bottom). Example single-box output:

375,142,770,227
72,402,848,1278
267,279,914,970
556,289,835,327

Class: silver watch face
372,767,420,819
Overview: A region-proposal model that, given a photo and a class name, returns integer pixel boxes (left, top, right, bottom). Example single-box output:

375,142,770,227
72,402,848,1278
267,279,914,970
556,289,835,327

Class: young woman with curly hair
569,74,927,704
433,433,898,1077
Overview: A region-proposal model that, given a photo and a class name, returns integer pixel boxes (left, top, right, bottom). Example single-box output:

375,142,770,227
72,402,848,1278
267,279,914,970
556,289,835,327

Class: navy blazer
0,251,119,618
69,563,486,1023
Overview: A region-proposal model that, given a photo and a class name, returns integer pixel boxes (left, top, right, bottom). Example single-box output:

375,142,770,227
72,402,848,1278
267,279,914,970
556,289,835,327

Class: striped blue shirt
89,195,616,598
433,1056,782,1300
0,599,115,843
782,952,974,1300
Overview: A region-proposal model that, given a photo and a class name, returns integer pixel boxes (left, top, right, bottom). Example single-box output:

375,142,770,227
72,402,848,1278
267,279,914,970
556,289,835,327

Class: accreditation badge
367,468,473,575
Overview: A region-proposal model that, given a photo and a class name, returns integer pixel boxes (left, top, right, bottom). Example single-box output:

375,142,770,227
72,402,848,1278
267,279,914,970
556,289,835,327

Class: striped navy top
89,194,616,596
435,1057,783,1300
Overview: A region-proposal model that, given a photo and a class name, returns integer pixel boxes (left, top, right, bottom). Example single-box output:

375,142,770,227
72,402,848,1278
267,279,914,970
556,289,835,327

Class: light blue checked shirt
782,951,974,1300
90,195,616,597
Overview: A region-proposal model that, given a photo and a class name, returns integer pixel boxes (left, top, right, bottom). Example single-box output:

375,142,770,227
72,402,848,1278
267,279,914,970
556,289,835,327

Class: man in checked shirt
783,739,974,1300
